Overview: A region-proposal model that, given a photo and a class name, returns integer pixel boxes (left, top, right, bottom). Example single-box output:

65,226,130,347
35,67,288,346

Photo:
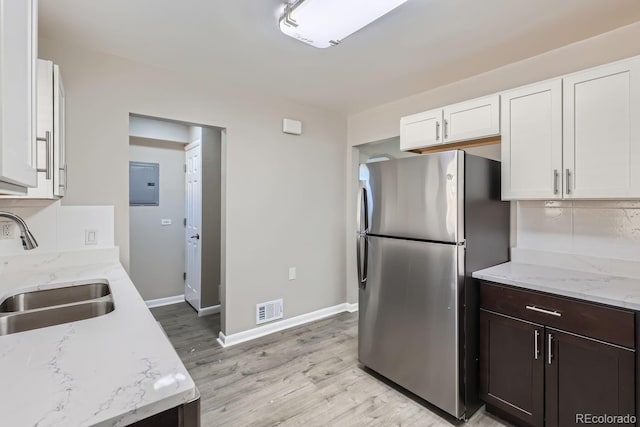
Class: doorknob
190,234,200,240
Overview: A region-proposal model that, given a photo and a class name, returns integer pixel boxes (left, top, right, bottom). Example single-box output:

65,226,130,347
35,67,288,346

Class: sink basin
0,280,115,336
0,282,110,312
0,298,114,336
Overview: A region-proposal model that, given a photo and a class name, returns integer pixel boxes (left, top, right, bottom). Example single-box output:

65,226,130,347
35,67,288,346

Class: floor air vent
256,299,283,325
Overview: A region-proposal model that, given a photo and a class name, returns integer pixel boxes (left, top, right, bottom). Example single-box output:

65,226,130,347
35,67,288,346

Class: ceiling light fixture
279,0,408,48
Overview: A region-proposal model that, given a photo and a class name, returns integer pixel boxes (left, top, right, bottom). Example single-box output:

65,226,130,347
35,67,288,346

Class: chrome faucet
0,211,38,250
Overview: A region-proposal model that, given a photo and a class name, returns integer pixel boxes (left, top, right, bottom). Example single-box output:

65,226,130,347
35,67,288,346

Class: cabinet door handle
534,330,540,360
566,169,571,195
526,305,561,317
435,121,440,141
548,333,554,365
553,169,559,195
35,131,52,180
444,119,449,139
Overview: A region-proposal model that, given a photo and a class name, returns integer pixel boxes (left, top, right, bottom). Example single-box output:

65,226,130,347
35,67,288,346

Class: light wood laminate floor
152,303,510,427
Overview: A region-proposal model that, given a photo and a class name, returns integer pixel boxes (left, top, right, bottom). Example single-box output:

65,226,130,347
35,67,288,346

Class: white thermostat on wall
282,118,302,135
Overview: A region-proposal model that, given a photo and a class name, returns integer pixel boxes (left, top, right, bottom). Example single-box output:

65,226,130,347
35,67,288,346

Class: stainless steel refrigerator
357,150,509,420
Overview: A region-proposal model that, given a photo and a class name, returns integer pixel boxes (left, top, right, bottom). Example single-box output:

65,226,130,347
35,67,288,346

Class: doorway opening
128,114,224,327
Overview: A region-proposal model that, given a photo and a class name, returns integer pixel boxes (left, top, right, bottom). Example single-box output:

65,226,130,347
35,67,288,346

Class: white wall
129,115,191,143
0,200,114,255
40,38,347,335
129,137,186,301
345,22,640,303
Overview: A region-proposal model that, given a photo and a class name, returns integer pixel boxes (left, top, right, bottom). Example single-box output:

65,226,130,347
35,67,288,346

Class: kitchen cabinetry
130,397,200,427
2,59,66,199
399,108,442,151
501,80,562,200
479,281,635,427
502,56,640,200
399,94,499,151
480,310,544,426
0,0,38,193
563,58,640,199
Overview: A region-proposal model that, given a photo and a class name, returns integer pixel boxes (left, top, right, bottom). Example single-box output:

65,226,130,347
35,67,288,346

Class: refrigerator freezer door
358,235,463,418
362,151,463,243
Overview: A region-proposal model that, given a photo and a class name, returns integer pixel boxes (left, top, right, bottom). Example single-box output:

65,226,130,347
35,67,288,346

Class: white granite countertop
0,249,197,427
473,261,640,311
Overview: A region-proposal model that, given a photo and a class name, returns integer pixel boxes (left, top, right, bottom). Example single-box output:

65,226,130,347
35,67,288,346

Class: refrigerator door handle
357,185,370,233
356,234,368,289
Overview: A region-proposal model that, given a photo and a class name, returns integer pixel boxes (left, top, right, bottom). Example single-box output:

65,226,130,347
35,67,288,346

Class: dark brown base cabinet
479,281,636,427
129,397,200,427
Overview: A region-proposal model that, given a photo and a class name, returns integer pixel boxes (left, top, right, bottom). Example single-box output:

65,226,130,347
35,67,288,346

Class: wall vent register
256,299,284,325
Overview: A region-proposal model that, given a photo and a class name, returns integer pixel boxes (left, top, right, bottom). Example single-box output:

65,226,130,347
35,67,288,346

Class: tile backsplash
0,200,114,256
516,200,640,262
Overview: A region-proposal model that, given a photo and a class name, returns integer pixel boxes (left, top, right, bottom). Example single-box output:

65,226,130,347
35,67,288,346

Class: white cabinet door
400,108,443,151
53,64,66,197
563,58,640,199
0,0,37,190
443,94,500,144
501,80,563,200
3,59,66,200
26,59,55,198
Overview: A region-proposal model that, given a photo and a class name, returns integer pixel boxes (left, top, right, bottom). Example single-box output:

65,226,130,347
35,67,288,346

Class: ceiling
39,0,640,113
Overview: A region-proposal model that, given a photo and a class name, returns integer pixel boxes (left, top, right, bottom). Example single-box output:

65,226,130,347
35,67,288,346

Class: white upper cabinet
563,57,640,199
0,0,38,192
53,64,66,197
2,59,67,200
442,94,500,144
399,108,443,151
400,94,500,151
501,80,563,200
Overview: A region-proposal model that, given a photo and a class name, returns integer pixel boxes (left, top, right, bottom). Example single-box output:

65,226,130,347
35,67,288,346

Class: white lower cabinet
501,79,562,200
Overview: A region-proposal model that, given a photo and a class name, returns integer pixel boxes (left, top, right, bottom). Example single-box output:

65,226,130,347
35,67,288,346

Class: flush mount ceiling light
279,0,408,48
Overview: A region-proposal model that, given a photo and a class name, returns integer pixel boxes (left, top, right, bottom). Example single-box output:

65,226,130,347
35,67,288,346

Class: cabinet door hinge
183,272,187,281
184,218,187,227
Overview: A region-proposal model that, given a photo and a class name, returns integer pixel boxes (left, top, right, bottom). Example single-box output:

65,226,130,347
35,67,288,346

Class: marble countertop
473,261,640,311
0,249,197,427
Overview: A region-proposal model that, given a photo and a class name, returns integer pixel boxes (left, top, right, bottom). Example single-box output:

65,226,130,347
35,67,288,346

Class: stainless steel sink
0,281,115,336
0,298,114,336
0,282,111,312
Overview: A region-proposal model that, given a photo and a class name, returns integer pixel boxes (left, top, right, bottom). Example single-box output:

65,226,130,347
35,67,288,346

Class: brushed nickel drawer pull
526,305,562,317
534,330,540,360
548,333,553,365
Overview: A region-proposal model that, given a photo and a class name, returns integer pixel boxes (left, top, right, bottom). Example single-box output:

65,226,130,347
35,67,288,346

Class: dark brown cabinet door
480,309,544,427
545,328,635,427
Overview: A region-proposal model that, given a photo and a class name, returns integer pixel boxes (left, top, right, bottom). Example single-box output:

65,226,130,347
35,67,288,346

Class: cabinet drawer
480,281,635,348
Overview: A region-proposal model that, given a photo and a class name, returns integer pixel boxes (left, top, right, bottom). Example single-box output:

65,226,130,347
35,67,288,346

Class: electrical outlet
0,222,14,239
288,267,296,281
85,230,98,246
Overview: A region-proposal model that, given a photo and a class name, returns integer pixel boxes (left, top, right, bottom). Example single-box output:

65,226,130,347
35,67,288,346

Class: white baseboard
346,302,358,313
145,294,185,309
217,303,354,348
198,304,221,317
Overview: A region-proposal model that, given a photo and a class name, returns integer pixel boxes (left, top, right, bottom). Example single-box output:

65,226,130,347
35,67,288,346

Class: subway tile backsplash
516,201,640,262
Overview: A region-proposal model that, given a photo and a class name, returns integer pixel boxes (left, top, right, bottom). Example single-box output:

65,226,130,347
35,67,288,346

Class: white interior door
185,140,202,310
